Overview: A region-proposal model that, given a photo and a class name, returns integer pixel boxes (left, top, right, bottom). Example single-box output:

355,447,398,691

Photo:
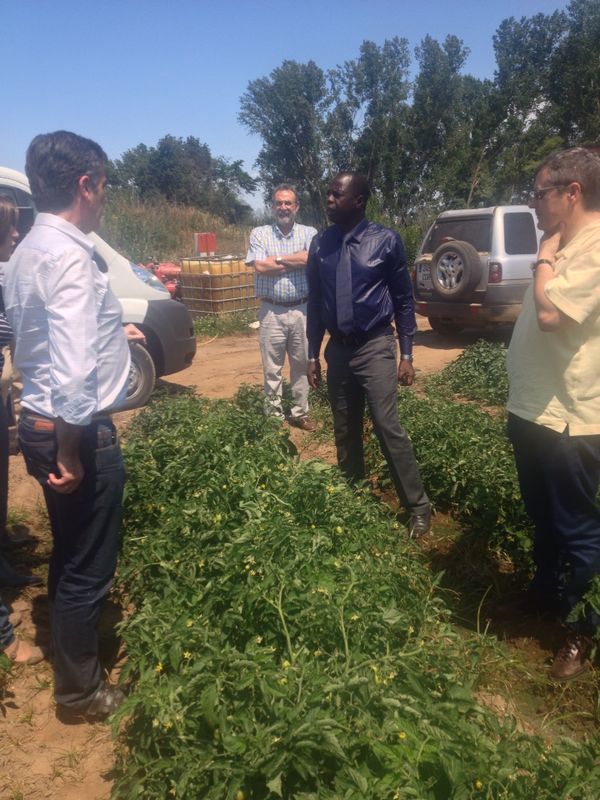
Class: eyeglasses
529,183,569,202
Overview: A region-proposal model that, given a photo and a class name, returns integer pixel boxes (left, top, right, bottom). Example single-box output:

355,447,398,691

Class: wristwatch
275,256,283,265
531,258,554,272
400,354,414,362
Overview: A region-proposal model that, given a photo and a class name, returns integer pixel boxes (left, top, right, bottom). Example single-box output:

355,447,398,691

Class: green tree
239,60,329,223
549,0,600,144
490,11,568,200
110,136,255,223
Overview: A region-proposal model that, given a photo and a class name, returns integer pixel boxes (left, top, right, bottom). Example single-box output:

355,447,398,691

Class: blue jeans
18,411,126,709
507,413,600,633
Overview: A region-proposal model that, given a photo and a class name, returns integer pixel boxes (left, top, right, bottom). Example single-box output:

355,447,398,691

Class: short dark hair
538,147,600,211
25,131,108,213
0,195,18,246
271,183,299,203
335,172,371,204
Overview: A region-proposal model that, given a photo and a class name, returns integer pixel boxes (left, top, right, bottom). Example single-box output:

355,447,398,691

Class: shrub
112,393,600,799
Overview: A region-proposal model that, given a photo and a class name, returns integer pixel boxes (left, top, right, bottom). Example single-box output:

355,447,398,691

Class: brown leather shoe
288,416,316,432
550,632,592,681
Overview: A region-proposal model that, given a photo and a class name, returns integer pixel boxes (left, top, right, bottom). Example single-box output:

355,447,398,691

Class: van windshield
423,217,492,253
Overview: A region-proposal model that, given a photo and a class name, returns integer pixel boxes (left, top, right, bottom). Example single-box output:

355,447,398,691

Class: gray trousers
325,334,429,514
258,301,309,420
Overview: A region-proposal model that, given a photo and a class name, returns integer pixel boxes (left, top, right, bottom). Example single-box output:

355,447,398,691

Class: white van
0,167,196,409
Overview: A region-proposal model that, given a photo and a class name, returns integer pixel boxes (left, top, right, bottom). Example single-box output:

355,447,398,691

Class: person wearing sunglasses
507,147,600,680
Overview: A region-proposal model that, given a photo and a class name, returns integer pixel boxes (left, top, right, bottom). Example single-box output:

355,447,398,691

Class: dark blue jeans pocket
18,417,59,485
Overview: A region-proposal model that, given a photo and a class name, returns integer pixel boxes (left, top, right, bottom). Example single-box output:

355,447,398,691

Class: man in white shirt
4,131,133,721
246,185,317,430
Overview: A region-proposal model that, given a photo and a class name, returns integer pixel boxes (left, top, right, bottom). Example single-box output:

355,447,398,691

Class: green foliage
108,135,256,224
193,310,258,339
100,192,250,263
112,392,600,799
427,340,509,406
364,390,533,566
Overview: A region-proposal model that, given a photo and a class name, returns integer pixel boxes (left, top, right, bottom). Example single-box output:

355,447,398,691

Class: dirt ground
1,319,515,799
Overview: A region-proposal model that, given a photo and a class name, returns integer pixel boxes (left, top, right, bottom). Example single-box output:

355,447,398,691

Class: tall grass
100,189,252,263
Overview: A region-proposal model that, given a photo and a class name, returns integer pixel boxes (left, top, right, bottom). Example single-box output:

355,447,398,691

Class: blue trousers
507,413,600,633
18,411,126,710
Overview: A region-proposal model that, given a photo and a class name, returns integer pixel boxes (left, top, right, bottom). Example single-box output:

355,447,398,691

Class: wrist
531,258,555,273
400,354,413,362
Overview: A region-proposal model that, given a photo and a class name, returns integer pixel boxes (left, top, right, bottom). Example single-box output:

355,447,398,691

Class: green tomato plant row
111,391,599,799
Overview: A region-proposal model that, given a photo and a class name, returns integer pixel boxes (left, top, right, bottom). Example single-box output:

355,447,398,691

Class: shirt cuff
398,334,413,356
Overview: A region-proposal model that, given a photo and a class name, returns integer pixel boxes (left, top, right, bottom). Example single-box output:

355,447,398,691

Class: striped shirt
246,222,317,303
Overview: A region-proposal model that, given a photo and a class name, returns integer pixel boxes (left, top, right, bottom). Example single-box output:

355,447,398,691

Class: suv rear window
503,211,538,255
423,217,492,254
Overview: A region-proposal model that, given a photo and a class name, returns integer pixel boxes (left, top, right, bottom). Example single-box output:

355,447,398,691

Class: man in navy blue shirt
307,172,430,537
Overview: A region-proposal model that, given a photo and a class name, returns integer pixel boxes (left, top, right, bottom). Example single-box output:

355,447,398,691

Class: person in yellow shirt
507,147,600,680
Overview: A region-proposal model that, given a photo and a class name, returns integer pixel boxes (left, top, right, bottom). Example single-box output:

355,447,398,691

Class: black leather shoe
550,632,592,681
0,555,43,587
56,682,126,724
408,509,431,539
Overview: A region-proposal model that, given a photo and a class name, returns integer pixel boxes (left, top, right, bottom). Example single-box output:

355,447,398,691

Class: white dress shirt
3,213,130,425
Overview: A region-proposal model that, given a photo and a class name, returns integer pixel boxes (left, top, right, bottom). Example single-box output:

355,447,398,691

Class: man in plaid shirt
246,185,317,430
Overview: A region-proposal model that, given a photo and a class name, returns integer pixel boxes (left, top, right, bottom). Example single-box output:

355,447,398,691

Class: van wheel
428,317,464,336
430,240,481,300
121,343,156,411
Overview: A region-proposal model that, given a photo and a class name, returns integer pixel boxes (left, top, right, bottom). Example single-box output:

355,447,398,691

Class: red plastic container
194,232,217,256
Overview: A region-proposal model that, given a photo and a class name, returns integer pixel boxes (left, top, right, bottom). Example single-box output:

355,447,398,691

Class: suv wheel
431,240,481,300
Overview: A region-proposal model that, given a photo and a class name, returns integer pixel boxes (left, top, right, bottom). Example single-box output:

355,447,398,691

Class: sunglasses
529,182,569,202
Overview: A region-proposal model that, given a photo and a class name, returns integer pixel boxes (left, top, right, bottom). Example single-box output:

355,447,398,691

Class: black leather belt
262,297,308,307
330,324,393,347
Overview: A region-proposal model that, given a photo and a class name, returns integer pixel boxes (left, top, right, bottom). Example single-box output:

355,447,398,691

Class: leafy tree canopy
108,135,257,224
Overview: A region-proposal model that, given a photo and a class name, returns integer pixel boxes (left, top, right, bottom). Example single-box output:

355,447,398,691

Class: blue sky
3,0,569,204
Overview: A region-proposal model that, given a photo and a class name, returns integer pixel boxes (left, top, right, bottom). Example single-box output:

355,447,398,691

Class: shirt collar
335,217,369,244
34,213,96,257
272,222,297,240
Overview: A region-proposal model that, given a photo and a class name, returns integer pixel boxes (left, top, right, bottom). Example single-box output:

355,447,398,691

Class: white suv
413,205,541,335
0,167,196,408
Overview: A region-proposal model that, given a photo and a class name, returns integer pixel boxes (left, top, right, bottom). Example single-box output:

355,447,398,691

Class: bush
112,393,600,799
426,340,509,406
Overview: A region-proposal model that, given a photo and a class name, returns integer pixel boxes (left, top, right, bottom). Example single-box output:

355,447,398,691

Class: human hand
307,359,321,389
398,360,415,386
48,452,84,494
539,223,565,262
123,323,146,344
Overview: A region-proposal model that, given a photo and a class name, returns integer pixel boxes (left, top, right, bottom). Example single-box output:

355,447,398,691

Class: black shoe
0,555,43,587
56,682,126,724
408,509,431,539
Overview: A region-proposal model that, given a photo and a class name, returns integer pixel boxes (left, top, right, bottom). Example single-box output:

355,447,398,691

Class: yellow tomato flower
474,779,483,790
399,731,407,740
183,651,192,660
155,662,163,673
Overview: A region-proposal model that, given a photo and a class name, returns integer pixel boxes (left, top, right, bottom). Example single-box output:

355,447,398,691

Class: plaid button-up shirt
246,222,317,303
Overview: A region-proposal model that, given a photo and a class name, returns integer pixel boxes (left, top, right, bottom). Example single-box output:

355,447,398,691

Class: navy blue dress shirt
306,218,417,359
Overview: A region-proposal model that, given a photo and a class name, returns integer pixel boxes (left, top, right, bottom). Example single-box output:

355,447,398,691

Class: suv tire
430,240,481,300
